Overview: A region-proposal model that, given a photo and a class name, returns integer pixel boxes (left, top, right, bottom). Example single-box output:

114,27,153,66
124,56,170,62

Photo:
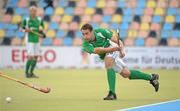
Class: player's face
81,29,93,41
30,8,37,17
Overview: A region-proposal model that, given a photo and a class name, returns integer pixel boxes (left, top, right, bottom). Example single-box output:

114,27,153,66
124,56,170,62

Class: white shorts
105,41,126,73
26,43,41,56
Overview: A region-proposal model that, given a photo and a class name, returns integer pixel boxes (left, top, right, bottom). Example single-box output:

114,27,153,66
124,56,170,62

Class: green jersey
21,16,44,43
82,28,113,60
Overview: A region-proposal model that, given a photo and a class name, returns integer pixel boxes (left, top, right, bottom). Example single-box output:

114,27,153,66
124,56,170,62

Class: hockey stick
30,30,46,38
116,29,125,58
0,72,50,93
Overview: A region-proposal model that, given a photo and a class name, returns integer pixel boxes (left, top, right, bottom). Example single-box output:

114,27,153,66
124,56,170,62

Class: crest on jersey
97,32,105,39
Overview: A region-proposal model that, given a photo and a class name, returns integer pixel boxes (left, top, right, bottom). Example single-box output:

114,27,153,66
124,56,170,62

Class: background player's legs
25,56,33,77
29,43,40,78
25,43,39,78
29,56,38,76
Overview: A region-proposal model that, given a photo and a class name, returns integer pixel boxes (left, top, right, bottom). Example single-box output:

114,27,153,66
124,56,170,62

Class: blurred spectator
2,38,11,45
96,8,103,15
30,1,37,6
2,0,8,8
44,15,50,22
148,30,157,38
0,0,180,46
173,22,180,30
73,15,81,23
115,7,123,15
67,30,75,38
44,0,53,9
133,15,141,23
159,38,167,46
5,7,14,15
68,1,76,7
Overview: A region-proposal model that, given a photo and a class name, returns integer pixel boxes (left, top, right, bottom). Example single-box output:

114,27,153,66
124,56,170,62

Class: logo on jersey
97,32,105,39
105,29,111,34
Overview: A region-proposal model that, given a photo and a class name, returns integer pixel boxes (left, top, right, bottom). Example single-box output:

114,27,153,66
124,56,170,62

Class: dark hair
81,23,93,31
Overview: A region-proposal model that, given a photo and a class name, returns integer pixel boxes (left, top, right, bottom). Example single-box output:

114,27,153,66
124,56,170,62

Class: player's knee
27,56,33,60
34,56,38,60
105,63,113,69
105,59,114,69
120,68,130,78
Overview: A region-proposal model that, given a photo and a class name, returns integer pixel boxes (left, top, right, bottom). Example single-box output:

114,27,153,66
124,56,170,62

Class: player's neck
91,34,96,42
31,15,36,19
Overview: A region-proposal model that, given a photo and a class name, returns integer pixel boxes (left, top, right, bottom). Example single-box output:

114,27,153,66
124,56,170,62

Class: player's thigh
113,57,127,73
26,43,35,57
105,48,119,69
104,57,114,69
34,43,41,57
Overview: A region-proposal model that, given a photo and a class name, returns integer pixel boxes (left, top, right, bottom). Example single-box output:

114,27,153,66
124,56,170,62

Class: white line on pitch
116,99,180,111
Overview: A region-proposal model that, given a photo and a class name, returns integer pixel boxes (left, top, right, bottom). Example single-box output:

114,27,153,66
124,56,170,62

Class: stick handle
116,29,125,58
31,30,43,37
0,73,50,93
0,73,20,83
116,29,120,46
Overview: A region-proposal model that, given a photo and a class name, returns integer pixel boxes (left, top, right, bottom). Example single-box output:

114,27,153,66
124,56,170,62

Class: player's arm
111,35,125,58
39,19,45,32
20,19,31,32
38,19,46,38
100,28,124,50
100,28,125,58
83,41,121,55
94,47,120,54
111,35,124,49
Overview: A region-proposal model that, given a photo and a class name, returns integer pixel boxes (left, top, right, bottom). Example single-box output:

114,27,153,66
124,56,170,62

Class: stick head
40,87,51,93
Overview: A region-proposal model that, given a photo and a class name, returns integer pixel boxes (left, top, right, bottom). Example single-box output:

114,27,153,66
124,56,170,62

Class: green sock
25,60,32,74
30,60,37,74
129,70,152,81
107,69,116,94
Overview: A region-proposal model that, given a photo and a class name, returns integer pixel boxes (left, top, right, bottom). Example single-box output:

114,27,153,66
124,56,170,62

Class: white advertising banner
123,47,180,69
0,46,180,69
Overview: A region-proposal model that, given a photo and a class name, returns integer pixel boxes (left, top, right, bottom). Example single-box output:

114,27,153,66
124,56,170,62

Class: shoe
30,73,39,78
103,91,117,100
150,74,159,92
25,73,31,78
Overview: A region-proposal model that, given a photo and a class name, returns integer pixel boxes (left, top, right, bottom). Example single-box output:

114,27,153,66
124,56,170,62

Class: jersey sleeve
82,40,94,54
96,28,113,39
